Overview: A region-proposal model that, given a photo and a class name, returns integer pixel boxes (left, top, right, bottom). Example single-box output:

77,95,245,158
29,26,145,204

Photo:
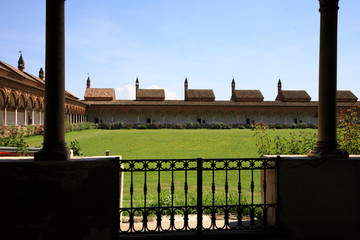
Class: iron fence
119,157,279,235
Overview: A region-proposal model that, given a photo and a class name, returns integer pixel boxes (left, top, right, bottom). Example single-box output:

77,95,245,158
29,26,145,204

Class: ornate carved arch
38,97,44,109
22,92,30,108
1,87,11,105
65,104,69,113
30,95,37,108
11,90,21,107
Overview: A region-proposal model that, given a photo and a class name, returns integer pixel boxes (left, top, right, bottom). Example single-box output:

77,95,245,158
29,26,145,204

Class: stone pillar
31,109,34,125
308,0,348,158
24,109,27,125
15,108,18,126
35,0,70,161
4,106,7,126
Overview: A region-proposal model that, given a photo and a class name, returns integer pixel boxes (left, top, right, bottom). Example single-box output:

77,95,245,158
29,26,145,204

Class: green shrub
70,139,83,156
185,123,195,129
137,124,147,129
209,122,232,129
337,106,360,154
111,122,129,129
297,123,307,129
253,122,317,156
65,121,96,132
147,123,162,129
254,106,360,156
0,125,29,155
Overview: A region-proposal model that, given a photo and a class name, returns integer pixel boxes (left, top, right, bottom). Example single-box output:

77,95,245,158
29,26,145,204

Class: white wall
85,107,319,126
151,111,163,123
18,111,25,125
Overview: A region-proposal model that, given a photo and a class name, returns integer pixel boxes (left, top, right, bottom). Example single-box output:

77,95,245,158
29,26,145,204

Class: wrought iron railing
119,157,278,235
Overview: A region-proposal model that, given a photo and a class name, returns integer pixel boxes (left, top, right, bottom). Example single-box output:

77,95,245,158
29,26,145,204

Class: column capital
319,0,339,12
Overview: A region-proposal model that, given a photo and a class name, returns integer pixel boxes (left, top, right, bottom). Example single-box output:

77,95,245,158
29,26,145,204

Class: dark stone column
35,0,70,161
308,0,348,158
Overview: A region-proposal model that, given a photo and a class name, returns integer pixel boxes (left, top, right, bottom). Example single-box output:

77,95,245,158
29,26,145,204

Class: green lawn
25,128,316,159
25,128,316,209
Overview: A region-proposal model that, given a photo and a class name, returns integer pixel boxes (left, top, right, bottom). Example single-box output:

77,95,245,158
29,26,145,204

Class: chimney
275,78,283,101
86,76,91,88
39,67,44,80
18,52,25,72
184,77,188,100
231,78,235,101
277,79,282,95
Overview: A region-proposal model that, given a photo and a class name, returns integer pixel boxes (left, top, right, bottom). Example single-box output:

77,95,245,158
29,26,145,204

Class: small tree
337,105,360,154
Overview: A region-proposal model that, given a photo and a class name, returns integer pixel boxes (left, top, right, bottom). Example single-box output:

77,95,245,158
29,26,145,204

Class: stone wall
276,156,360,239
0,157,119,240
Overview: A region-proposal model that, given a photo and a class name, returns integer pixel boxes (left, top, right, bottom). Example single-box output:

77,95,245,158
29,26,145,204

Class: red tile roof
136,89,165,101
0,60,79,100
232,90,264,102
186,89,215,101
84,88,115,101
276,90,311,102
337,90,358,102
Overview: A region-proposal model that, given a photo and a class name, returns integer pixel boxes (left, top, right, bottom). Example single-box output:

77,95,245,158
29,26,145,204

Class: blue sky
1,0,359,100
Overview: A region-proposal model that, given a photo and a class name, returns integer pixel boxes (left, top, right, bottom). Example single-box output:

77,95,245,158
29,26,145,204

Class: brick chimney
18,52,25,72
39,67,44,80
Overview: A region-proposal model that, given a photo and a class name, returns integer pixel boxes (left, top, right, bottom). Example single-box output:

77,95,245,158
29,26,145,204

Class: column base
308,145,349,159
34,144,70,161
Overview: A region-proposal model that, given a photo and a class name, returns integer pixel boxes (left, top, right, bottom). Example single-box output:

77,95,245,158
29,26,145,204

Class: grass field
25,128,316,209
25,128,317,159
